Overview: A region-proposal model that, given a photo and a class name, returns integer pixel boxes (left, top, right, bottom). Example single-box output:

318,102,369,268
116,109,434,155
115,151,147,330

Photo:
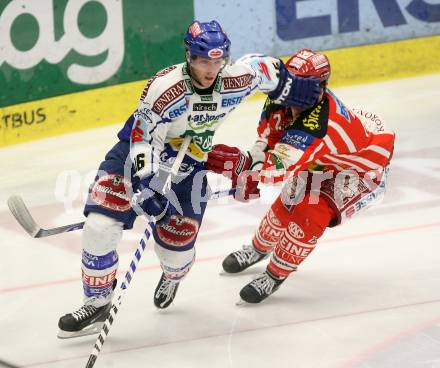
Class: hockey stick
7,186,236,239
7,195,84,238
85,135,191,368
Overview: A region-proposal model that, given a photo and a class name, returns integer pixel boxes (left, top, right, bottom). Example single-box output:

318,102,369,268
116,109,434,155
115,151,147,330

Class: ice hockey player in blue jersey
57,20,322,338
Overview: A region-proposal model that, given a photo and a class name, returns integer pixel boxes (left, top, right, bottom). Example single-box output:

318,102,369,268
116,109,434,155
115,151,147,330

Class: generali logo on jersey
152,80,186,114
140,66,177,101
223,74,253,90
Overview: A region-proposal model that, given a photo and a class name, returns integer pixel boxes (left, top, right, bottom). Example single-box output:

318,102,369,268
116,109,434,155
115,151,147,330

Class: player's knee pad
83,213,124,254
268,195,334,278
253,207,285,252
82,213,124,305
154,242,195,281
291,195,334,240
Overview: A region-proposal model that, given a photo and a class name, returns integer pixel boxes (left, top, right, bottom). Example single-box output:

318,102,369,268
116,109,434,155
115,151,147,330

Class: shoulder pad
139,64,187,116
221,64,254,90
289,97,329,138
139,65,180,102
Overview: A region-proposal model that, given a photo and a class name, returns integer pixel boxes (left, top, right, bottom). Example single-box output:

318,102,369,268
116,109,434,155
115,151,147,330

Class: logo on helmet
288,57,306,70
208,48,224,58
297,50,315,59
189,22,203,38
310,54,329,69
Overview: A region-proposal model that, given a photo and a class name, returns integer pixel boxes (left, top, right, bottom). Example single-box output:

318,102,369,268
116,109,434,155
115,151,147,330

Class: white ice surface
1,74,440,368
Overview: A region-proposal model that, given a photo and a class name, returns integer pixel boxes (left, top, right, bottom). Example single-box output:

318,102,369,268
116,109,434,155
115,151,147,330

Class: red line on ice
1,222,439,294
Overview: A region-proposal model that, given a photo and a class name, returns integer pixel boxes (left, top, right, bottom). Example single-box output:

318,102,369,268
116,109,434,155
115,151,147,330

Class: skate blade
57,322,103,339
235,299,248,306
219,269,238,276
155,301,175,311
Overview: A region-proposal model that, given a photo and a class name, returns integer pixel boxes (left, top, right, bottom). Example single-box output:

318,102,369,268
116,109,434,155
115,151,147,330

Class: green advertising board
0,0,194,107
2,0,440,148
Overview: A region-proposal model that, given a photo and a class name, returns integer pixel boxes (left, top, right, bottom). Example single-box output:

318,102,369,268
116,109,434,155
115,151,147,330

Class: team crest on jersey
131,119,144,143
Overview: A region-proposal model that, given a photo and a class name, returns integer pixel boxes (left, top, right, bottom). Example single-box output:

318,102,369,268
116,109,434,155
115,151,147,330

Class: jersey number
135,153,145,172
273,113,282,131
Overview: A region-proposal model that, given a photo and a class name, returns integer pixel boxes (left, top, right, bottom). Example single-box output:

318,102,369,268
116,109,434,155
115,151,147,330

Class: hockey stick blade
7,195,85,238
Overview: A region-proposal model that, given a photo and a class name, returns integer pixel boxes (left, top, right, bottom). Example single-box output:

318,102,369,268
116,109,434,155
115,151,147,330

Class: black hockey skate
154,273,180,309
222,244,269,273
239,271,284,304
57,303,111,339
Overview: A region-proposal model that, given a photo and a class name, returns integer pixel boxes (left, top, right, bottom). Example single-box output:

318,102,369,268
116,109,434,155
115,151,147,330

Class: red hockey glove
207,144,260,202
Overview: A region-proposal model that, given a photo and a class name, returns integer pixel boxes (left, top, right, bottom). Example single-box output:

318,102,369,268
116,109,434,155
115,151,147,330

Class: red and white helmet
285,48,331,87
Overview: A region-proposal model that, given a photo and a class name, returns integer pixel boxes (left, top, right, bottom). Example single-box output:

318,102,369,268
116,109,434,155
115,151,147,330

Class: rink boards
1,34,440,148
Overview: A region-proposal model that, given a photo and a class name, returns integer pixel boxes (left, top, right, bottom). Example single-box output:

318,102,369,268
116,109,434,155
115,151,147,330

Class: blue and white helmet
184,20,231,60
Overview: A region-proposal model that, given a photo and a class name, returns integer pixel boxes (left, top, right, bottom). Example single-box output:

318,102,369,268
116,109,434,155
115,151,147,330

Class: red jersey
254,90,395,183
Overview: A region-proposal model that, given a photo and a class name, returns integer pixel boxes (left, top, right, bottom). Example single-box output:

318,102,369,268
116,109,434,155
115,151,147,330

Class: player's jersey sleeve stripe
322,154,366,172
366,145,391,158
307,142,325,163
337,154,382,170
315,159,344,171
323,135,338,153
328,120,357,153
291,164,302,176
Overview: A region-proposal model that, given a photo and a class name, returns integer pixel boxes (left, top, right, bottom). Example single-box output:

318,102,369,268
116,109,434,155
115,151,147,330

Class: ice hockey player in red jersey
207,49,395,304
